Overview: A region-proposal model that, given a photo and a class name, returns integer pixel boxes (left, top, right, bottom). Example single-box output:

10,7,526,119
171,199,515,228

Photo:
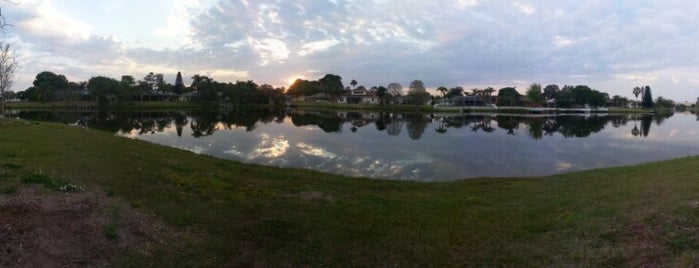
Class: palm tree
632,86,642,108
437,86,448,97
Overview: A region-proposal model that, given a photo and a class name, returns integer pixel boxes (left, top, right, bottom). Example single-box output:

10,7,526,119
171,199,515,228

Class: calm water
14,109,699,181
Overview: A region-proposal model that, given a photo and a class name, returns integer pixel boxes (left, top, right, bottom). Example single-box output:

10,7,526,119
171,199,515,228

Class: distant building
337,86,378,104
449,96,488,107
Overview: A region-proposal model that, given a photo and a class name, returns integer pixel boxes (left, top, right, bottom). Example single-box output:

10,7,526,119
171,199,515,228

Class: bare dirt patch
0,186,186,267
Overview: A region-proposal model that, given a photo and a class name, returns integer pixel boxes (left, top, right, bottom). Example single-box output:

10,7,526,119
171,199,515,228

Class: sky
2,0,699,102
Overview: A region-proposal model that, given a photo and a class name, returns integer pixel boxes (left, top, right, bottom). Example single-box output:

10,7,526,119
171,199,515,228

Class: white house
338,86,379,104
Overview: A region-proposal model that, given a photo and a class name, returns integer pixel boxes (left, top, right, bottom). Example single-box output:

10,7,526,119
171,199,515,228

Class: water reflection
16,109,675,140
14,109,693,181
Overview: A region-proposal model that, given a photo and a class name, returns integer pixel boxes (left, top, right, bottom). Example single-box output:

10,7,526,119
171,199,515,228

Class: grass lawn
1,118,698,266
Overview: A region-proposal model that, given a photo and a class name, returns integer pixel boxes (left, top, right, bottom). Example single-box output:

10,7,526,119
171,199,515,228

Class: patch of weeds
3,152,17,158
104,207,121,240
668,235,699,251
1,185,18,194
171,211,194,226
3,163,21,170
173,165,195,173
21,173,85,192
130,200,143,208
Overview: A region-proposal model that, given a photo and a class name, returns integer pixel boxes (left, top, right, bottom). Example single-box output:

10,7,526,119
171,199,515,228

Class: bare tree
0,42,18,115
1,1,18,30
387,83,402,96
0,7,7,29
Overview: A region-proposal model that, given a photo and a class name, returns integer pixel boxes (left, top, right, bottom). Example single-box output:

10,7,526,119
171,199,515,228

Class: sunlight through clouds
249,38,290,65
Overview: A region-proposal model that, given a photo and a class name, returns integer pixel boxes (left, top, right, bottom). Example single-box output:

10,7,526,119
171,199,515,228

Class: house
449,96,488,107
338,86,379,104
304,93,330,102
180,91,199,101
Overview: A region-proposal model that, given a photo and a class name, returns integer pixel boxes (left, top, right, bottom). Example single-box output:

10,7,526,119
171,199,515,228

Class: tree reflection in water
15,109,674,141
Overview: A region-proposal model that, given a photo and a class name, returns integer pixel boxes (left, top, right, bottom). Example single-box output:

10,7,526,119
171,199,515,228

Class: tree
375,86,388,105
632,86,642,100
641,86,653,108
87,76,120,105
610,95,629,108
174,71,185,94
496,87,520,106
543,84,559,100
0,42,18,113
387,83,402,96
287,78,323,97
143,72,164,92
33,71,69,103
407,79,430,105
445,86,464,98
350,79,358,89
119,75,136,101
408,80,425,94
0,5,11,29
654,96,674,109
555,87,573,108
190,74,216,104
525,83,544,107
318,74,344,100
632,86,643,107
436,86,448,97
482,87,495,103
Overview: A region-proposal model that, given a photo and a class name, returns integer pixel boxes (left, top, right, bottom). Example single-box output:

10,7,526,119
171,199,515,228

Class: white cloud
298,39,340,56
249,38,290,65
552,35,574,48
19,0,92,40
5,0,699,102
455,0,479,9
514,2,536,15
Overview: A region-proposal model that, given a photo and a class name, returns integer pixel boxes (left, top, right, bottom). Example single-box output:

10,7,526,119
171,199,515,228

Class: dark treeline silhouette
17,71,287,107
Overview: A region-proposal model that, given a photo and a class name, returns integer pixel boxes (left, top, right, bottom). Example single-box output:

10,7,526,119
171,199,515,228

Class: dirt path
0,186,177,267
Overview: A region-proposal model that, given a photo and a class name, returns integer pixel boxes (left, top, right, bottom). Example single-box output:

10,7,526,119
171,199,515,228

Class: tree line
14,71,286,106
0,59,681,111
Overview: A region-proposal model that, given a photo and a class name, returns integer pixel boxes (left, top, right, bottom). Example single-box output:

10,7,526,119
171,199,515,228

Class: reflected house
337,111,379,128
337,86,379,104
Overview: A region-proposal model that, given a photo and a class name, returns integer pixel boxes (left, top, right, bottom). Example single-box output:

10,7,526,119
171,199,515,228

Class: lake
13,109,699,181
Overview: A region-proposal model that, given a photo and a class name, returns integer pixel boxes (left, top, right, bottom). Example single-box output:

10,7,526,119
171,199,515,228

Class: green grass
104,207,121,240
1,118,699,266
5,101,199,110
21,173,81,192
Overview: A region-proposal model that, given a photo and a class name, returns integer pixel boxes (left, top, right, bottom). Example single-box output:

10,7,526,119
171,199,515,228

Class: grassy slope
1,119,698,266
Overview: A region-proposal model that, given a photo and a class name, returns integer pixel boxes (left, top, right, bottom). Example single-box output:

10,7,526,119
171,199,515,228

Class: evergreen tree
174,71,184,94
641,85,653,108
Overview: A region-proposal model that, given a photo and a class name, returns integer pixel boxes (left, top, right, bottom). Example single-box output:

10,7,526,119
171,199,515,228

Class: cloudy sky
2,0,699,101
